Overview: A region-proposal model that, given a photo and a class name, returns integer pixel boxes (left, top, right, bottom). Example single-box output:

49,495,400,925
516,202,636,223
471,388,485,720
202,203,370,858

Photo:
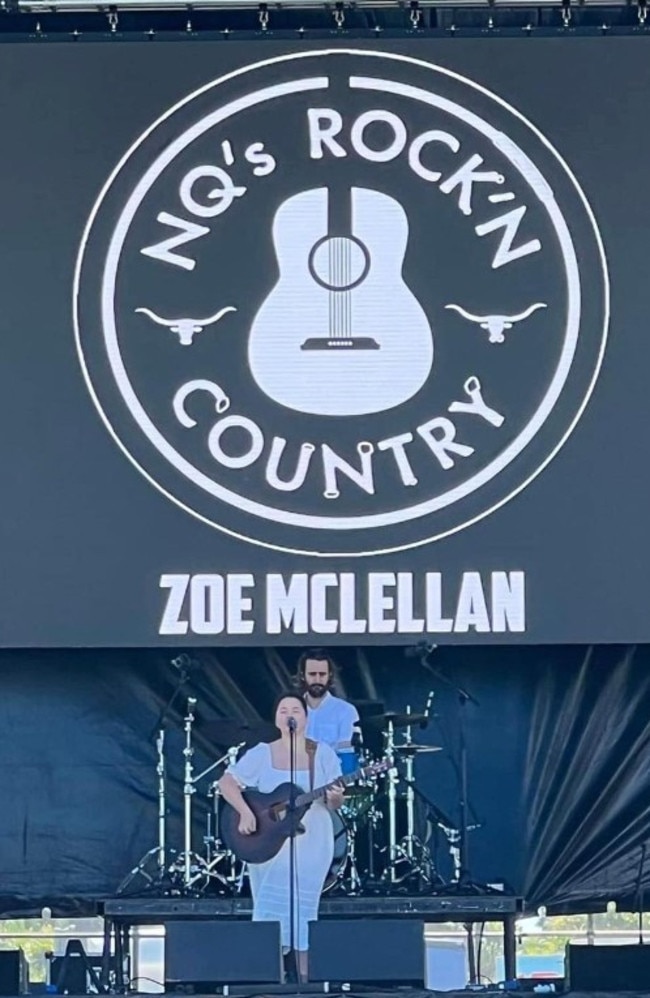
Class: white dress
227,741,342,951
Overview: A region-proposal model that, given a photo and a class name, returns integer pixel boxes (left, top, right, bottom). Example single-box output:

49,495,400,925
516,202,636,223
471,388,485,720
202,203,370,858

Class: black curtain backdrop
0,646,648,916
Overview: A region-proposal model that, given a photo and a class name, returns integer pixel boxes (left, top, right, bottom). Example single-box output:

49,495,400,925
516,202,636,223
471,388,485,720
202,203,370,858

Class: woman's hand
325,783,345,811
238,807,257,835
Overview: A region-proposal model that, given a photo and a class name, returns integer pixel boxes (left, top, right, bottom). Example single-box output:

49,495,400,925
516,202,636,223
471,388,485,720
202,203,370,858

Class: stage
101,894,524,989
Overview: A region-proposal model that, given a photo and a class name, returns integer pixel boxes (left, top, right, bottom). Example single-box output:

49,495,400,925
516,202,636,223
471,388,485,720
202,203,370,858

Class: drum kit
117,689,471,899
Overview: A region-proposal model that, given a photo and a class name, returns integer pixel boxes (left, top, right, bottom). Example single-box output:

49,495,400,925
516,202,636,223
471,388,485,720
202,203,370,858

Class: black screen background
0,36,646,645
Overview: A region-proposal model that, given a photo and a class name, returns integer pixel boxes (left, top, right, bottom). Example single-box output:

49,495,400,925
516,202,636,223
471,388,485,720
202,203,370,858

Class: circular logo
75,49,608,556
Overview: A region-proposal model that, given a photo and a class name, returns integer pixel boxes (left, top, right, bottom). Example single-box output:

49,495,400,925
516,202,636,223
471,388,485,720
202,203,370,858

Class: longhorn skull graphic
444,302,547,343
135,306,237,345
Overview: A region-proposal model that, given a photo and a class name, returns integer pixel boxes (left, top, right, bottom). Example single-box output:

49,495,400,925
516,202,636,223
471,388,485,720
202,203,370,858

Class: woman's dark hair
272,691,308,717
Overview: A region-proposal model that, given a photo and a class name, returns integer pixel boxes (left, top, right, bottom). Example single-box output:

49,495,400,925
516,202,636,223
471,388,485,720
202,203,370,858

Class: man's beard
307,683,327,699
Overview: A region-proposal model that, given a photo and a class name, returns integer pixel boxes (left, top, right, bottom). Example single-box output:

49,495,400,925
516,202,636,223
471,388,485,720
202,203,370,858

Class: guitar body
220,784,309,864
248,187,433,416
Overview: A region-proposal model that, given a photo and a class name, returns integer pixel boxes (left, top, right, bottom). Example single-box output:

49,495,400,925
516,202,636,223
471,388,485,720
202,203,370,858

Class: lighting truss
7,0,648,11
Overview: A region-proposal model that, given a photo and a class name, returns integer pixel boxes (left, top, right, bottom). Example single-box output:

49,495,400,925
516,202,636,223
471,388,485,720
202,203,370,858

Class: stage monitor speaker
165,920,283,987
0,949,28,995
309,919,425,985
566,943,650,991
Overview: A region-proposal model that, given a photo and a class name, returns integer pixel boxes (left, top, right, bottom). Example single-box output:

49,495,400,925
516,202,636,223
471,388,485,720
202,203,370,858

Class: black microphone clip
404,640,438,659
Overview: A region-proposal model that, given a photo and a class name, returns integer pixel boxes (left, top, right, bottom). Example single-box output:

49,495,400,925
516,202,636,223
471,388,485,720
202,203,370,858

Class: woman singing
218,694,344,982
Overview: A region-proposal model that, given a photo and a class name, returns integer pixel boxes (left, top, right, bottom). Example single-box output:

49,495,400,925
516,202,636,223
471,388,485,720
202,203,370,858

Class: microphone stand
288,720,298,984
416,647,483,892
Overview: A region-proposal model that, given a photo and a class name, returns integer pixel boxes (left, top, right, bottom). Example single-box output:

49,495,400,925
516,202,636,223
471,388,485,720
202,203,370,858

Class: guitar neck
327,186,352,237
295,764,373,808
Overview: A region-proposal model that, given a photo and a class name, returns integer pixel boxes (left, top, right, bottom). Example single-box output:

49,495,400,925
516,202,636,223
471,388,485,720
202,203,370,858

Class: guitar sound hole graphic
305,235,377,351
248,186,434,416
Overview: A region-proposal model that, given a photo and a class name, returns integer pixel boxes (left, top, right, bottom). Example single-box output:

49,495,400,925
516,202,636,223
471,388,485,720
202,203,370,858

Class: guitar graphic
248,187,433,417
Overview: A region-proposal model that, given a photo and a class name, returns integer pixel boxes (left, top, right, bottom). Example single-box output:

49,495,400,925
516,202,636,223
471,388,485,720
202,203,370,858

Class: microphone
287,717,297,732
172,653,201,670
404,640,437,658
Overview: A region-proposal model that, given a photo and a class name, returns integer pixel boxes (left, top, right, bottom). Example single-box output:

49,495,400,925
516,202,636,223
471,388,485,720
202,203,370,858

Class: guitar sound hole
309,235,370,292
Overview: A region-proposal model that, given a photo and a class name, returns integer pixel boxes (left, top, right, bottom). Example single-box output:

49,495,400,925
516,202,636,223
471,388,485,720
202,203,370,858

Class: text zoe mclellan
158,569,526,636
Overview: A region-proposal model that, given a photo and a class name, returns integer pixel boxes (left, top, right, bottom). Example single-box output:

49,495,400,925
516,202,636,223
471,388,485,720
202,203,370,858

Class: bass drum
323,811,348,893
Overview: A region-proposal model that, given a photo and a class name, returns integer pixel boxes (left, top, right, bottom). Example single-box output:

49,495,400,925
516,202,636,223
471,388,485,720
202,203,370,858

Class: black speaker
165,920,283,986
566,943,650,991
0,949,28,995
308,920,425,984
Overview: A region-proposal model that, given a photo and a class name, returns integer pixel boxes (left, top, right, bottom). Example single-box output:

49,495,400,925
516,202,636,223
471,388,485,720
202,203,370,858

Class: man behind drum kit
297,648,362,775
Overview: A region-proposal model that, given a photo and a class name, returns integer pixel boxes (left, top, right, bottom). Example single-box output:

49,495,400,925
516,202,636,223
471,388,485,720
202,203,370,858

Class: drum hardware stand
115,657,193,896
380,711,430,886
383,716,400,884
382,704,437,887
204,753,229,864
365,801,381,884
168,697,235,893
202,743,245,889
182,697,199,885
328,807,364,894
155,728,166,875
420,794,466,887
396,749,436,885
167,697,199,889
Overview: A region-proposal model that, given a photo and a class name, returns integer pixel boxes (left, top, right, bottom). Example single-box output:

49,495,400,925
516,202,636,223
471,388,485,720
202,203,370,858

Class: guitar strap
306,738,317,791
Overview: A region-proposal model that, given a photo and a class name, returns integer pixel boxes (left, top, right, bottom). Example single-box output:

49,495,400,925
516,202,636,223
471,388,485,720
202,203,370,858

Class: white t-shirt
306,691,360,749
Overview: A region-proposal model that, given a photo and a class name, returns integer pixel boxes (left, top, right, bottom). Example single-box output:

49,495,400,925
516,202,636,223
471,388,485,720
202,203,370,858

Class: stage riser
105,895,523,920
104,896,520,987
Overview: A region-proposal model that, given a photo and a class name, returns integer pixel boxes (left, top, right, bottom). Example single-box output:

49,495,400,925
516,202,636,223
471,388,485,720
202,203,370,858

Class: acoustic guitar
247,186,433,417
221,758,391,864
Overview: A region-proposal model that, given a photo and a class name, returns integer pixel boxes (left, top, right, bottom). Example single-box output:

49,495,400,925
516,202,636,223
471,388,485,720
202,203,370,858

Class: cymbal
352,699,386,718
394,744,443,754
200,719,280,746
366,711,428,728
